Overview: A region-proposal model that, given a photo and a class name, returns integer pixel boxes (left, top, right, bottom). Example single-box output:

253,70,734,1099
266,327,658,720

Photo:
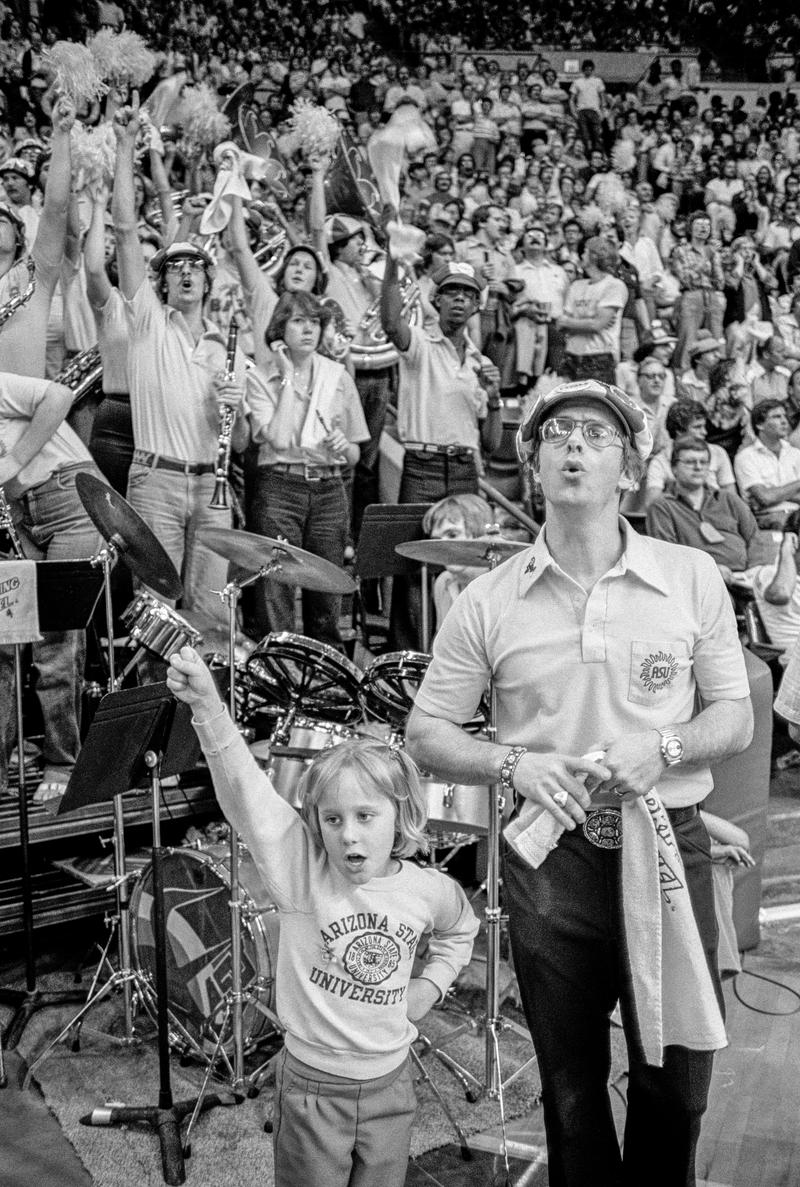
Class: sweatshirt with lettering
193,707,479,1079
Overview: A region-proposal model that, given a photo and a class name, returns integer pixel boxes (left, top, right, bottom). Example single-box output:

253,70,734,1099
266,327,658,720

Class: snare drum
130,843,279,1057
122,592,203,661
249,716,354,807
422,777,491,836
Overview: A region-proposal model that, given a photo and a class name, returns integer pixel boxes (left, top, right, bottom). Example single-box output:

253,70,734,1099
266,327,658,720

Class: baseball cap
430,260,483,294
324,214,364,245
516,379,653,461
150,240,215,273
0,156,34,181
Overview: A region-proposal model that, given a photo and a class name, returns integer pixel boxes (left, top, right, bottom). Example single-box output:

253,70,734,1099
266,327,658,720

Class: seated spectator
645,399,736,506
734,398,800,529
705,358,754,457
747,334,790,404
678,330,727,406
647,434,800,654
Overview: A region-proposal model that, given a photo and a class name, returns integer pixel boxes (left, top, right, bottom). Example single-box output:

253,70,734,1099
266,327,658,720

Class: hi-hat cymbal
199,527,356,594
395,537,528,568
76,472,182,600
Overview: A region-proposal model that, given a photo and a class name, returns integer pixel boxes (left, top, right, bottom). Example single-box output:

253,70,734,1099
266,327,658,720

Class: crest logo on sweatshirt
344,932,401,985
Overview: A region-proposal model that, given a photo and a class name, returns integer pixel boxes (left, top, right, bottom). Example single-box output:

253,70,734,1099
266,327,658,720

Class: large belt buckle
582,806,622,850
303,464,323,482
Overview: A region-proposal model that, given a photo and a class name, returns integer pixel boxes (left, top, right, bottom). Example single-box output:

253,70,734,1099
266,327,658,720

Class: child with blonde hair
166,646,478,1187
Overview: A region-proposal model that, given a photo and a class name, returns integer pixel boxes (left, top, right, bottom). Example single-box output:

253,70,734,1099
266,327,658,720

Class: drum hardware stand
67,683,239,1185
415,543,538,1108
0,560,103,1052
204,570,286,1095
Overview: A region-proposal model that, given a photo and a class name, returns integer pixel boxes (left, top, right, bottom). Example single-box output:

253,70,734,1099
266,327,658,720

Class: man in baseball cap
407,367,749,1187
0,156,37,248
516,377,653,463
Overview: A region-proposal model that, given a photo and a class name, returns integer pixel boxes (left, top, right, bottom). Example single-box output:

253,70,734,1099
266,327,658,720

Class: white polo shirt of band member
125,280,247,463
0,239,62,379
397,323,488,449
0,370,91,493
414,519,749,809
734,436,800,516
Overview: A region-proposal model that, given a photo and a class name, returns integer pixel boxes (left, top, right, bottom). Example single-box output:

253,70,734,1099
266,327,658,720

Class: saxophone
0,257,36,332
0,487,25,558
209,317,239,509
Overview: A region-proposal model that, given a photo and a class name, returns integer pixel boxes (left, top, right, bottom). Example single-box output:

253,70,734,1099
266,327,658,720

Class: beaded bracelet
499,745,527,793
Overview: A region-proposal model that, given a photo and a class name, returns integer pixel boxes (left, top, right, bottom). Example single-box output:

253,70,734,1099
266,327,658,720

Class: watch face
664,736,683,762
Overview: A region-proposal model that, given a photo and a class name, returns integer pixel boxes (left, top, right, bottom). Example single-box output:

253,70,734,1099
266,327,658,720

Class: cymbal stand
423,542,537,1103
213,563,280,1090
25,543,145,1080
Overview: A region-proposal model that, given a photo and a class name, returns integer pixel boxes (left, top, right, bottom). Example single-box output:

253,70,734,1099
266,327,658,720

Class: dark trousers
248,468,348,648
502,810,721,1187
353,364,397,543
563,351,617,385
388,449,479,651
577,107,604,153
88,394,134,497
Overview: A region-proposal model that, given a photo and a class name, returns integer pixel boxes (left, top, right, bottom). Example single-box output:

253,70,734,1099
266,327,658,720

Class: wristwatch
657,727,684,767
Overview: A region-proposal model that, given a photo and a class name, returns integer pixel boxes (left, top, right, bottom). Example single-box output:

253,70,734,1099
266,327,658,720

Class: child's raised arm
166,645,224,721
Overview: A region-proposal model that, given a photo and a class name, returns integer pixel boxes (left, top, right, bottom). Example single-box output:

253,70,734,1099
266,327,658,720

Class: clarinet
209,317,239,510
0,487,26,558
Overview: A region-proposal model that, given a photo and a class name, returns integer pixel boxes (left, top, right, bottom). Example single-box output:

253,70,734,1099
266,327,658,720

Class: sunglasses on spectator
165,258,206,273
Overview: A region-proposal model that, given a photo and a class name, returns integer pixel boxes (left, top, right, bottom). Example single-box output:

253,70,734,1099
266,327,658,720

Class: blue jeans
125,462,232,630
503,810,721,1187
0,463,102,788
248,468,348,648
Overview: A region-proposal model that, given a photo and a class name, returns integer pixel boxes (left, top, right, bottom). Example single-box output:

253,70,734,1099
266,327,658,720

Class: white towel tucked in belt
504,770,727,1067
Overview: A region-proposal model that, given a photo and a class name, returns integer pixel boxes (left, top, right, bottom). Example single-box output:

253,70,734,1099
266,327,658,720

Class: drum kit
24,480,532,1169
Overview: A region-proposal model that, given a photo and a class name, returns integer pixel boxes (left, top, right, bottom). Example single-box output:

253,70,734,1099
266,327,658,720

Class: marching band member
111,96,250,635
0,371,102,803
247,291,368,647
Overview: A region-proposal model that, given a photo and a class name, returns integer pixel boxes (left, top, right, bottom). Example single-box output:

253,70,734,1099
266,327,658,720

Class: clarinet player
111,93,250,636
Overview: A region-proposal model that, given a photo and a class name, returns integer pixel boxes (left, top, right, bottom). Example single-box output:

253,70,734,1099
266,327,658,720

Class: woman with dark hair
246,290,369,646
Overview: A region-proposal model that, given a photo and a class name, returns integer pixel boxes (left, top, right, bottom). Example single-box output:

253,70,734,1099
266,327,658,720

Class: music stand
0,559,103,1050
353,503,431,648
61,683,238,1185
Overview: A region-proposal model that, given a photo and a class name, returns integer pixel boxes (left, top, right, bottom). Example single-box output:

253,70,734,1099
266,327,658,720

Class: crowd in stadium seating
3,1,800,676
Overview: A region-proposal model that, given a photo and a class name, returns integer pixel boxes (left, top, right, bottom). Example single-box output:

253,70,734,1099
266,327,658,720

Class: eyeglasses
674,457,710,468
165,258,206,273
639,370,666,380
540,417,622,449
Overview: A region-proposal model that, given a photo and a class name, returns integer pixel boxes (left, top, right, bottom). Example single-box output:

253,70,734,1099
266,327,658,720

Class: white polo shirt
396,324,489,449
414,520,749,809
734,437,800,516
0,371,91,493
126,281,247,463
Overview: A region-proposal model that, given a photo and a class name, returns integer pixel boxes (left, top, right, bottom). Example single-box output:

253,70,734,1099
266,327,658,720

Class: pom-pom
577,202,606,234
285,99,340,160
90,29,157,88
70,122,116,196
177,84,231,152
43,41,107,108
611,140,637,175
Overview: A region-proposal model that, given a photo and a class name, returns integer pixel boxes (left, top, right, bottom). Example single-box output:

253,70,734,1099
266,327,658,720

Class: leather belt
268,462,343,482
133,449,214,476
403,442,475,457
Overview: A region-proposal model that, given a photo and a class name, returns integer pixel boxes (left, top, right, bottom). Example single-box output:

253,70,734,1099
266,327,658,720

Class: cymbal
76,472,182,600
395,537,528,568
199,527,356,594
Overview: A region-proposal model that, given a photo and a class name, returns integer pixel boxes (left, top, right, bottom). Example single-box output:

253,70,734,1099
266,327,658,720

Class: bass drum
131,844,280,1056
